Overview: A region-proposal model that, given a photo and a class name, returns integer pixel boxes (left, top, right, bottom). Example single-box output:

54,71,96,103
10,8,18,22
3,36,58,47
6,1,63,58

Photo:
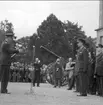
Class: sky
0,1,99,39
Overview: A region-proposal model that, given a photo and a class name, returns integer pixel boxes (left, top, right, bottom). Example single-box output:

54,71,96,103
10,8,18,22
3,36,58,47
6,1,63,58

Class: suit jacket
33,62,42,73
53,63,63,79
0,40,19,66
95,52,103,76
75,47,88,73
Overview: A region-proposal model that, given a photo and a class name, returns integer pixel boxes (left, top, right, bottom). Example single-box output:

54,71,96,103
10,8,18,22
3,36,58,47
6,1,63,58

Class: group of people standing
0,30,46,94
0,30,103,97
53,38,103,97
74,39,103,97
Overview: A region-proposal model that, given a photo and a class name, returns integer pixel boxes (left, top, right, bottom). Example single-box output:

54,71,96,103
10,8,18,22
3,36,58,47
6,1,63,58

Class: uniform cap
97,44,103,48
5,30,14,37
77,38,86,46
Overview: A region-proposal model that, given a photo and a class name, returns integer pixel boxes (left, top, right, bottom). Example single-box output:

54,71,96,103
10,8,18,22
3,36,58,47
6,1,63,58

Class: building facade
96,0,103,45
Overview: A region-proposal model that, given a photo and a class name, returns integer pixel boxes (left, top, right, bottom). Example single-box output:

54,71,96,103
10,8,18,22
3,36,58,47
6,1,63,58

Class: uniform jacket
75,47,88,74
95,52,103,76
0,40,19,65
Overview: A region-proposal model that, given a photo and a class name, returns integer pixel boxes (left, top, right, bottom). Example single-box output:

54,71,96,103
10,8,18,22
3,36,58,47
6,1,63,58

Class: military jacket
0,40,19,65
95,52,103,76
75,47,88,73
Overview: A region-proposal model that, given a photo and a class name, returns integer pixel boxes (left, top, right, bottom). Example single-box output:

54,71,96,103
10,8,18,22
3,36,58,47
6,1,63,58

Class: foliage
0,19,14,47
15,36,31,64
28,14,87,64
63,20,87,59
0,19,14,32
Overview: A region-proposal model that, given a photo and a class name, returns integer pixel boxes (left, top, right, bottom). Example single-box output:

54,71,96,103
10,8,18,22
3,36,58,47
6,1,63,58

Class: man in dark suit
0,30,20,94
76,38,89,96
95,44,103,96
33,58,42,87
53,58,63,88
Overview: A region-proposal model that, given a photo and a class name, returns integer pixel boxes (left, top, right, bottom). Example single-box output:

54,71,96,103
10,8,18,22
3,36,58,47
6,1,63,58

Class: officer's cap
5,30,14,37
77,38,86,46
97,44,103,48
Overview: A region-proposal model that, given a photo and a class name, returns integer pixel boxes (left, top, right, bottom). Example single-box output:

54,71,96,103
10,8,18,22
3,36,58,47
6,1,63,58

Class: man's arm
3,43,19,54
83,49,88,72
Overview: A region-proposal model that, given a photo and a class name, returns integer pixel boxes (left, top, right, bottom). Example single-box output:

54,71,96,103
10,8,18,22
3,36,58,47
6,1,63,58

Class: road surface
0,83,103,105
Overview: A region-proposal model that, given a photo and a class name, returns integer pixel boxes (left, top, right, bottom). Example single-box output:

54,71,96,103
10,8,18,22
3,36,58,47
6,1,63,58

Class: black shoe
91,92,96,95
37,85,40,87
77,94,87,96
1,91,11,94
53,86,56,88
73,90,78,92
5,92,11,94
67,88,72,90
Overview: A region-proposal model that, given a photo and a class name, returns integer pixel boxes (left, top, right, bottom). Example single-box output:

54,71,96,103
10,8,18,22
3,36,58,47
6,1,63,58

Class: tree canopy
28,14,88,64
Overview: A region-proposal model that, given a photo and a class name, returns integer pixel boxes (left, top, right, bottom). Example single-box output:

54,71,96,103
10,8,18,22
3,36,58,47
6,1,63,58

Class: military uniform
95,52,103,96
77,46,88,96
0,33,19,93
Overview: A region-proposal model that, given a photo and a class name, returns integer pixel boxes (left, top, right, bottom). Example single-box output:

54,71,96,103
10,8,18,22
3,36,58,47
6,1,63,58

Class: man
65,58,75,90
95,44,103,96
53,58,63,88
76,38,89,96
0,30,21,94
33,58,42,87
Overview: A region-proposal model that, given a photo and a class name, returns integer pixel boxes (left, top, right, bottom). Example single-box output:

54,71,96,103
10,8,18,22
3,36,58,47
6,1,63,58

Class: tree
37,14,71,60
0,19,14,32
63,20,87,59
28,14,87,64
0,19,14,47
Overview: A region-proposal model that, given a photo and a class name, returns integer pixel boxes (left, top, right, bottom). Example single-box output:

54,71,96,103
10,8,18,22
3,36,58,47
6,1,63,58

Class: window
100,36,103,45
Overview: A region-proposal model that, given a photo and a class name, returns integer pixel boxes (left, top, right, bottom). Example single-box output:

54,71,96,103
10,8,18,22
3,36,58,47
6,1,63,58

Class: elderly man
53,58,63,88
65,58,75,90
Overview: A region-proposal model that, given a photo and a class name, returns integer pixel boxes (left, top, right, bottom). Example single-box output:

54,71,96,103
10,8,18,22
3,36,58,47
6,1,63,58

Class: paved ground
0,83,103,105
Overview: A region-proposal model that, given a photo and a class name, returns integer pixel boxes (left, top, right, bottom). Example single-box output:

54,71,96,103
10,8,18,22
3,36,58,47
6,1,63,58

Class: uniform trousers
0,65,10,93
96,76,103,96
75,75,80,92
78,72,88,95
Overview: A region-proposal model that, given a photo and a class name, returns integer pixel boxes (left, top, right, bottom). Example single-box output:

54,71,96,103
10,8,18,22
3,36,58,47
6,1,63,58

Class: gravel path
0,83,103,105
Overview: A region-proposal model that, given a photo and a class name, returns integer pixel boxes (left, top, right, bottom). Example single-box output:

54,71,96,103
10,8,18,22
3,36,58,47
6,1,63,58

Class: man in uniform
0,30,20,94
76,38,89,96
95,44,103,96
